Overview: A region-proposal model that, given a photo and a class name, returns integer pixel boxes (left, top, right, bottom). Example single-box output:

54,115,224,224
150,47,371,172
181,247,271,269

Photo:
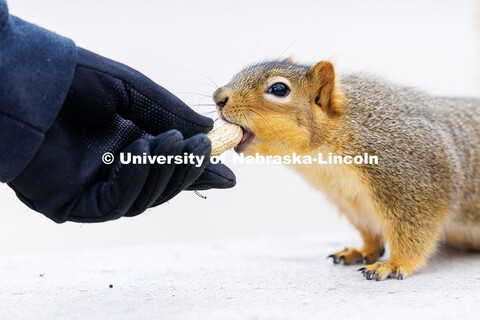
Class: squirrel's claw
327,254,345,264
358,262,408,281
328,247,383,265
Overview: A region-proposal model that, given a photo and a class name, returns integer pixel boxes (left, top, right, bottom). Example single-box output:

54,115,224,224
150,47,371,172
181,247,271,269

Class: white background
1,0,478,256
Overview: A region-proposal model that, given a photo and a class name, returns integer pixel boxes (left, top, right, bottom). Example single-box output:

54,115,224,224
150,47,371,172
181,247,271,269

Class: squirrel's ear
283,55,294,63
307,61,339,116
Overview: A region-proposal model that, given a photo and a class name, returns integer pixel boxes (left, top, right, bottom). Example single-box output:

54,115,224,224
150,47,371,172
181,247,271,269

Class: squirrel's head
212,59,343,156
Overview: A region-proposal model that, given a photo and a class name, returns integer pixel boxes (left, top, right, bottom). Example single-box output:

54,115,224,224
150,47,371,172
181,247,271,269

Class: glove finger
121,83,214,138
186,161,236,191
125,130,185,217
68,139,150,223
76,48,214,138
151,133,211,206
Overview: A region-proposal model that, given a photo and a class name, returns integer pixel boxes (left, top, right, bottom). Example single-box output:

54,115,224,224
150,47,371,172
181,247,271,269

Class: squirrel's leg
358,210,444,281
328,228,384,265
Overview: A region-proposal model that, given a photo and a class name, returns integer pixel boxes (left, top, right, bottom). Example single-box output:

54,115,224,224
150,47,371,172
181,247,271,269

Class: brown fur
212,60,480,280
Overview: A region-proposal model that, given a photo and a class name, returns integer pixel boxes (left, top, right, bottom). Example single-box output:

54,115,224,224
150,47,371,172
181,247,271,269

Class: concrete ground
1,234,479,320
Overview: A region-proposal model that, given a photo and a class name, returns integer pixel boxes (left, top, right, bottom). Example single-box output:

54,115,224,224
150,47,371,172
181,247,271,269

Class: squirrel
212,58,480,281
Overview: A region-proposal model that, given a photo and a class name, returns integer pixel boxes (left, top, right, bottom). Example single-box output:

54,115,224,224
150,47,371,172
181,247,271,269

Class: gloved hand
8,48,235,223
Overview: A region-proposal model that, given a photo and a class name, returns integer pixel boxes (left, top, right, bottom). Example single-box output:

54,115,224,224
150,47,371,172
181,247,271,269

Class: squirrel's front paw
358,261,408,281
328,247,384,265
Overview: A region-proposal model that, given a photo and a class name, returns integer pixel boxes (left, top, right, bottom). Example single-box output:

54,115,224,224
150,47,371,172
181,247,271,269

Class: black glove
8,48,235,223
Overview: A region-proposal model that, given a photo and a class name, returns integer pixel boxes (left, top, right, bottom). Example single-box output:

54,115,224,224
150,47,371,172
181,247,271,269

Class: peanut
206,123,243,156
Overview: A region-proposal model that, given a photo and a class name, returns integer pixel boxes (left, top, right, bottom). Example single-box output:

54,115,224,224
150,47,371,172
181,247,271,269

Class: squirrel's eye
268,82,290,97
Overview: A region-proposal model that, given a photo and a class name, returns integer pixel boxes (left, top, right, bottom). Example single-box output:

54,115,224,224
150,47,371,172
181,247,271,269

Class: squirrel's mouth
234,129,255,153
218,113,255,153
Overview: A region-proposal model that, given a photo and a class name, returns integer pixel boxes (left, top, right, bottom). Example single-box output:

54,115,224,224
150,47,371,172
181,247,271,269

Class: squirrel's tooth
206,123,243,156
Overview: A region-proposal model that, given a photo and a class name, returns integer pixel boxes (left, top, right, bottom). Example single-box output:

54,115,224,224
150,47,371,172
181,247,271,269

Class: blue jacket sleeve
0,0,77,182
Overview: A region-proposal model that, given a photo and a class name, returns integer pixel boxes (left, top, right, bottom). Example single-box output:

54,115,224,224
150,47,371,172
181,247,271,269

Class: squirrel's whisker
195,82,219,89
174,92,212,98
276,37,301,61
190,104,216,107
177,69,219,89
202,110,219,115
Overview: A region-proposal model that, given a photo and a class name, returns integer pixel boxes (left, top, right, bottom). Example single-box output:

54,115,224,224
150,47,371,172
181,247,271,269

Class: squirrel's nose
213,88,230,110
217,97,228,110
